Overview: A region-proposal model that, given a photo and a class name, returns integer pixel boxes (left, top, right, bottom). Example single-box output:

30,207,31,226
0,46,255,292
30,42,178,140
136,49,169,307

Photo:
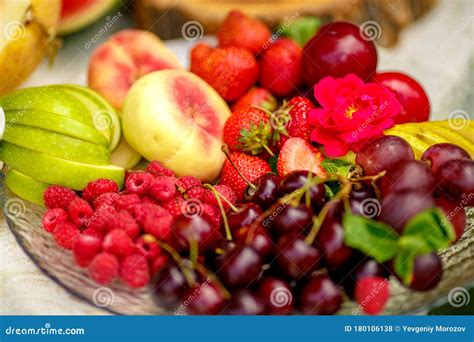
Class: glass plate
2,176,473,315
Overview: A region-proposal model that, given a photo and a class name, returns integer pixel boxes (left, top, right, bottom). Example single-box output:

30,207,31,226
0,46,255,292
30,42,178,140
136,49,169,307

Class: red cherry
302,22,377,86
373,72,430,123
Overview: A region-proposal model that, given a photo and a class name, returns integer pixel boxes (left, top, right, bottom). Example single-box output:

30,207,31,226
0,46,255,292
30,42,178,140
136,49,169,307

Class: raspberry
53,222,80,250
151,255,169,275
162,197,185,219
115,210,140,239
133,203,173,241
103,229,136,257
149,176,176,201
136,234,162,260
185,185,205,200
87,205,117,232
93,192,119,210
146,161,175,178
67,198,94,227
82,179,119,202
89,253,119,285
125,172,153,195
73,234,102,268
201,203,221,227
141,195,158,205
176,176,201,191
202,185,236,210
114,194,141,213
355,277,390,315
120,254,150,288
43,185,78,209
42,208,69,233
82,227,104,240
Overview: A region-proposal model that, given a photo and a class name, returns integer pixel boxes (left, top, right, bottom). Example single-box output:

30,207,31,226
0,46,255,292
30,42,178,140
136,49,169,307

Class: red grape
435,196,466,241
380,160,435,196
421,143,470,174
435,159,474,206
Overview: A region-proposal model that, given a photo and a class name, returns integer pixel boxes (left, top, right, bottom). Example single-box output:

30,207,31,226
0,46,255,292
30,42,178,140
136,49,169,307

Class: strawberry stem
221,144,257,190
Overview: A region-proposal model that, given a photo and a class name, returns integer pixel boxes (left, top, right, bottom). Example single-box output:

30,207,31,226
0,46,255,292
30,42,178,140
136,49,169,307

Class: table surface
1,0,472,315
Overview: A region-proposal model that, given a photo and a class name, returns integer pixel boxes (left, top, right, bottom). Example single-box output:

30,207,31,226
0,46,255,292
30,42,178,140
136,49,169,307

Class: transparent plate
2,177,473,315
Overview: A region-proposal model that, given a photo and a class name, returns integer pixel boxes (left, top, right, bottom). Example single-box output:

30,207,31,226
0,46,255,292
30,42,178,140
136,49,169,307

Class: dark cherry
234,225,273,259
227,203,263,232
185,282,226,315
373,72,430,124
259,277,294,315
299,274,343,315
152,265,193,308
342,258,390,299
224,289,265,315
173,215,218,253
244,173,280,209
302,21,377,86
316,217,354,269
217,246,263,288
272,204,313,236
276,235,322,279
349,186,378,217
278,170,326,210
408,252,443,291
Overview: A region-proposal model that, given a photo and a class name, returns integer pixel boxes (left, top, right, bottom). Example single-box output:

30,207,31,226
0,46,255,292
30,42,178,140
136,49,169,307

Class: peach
122,70,231,181
88,29,183,110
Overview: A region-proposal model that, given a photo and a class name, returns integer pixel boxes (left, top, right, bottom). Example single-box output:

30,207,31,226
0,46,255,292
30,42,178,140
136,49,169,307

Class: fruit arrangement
0,9,473,315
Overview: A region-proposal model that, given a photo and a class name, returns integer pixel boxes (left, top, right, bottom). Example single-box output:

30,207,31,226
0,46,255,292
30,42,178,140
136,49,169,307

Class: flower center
345,104,357,119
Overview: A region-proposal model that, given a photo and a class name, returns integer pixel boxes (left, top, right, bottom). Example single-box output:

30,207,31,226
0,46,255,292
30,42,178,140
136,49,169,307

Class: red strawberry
276,96,314,150
260,38,303,97
355,277,390,315
192,46,259,101
223,107,275,155
217,10,271,54
220,152,271,200
231,87,277,113
277,138,326,177
190,43,213,71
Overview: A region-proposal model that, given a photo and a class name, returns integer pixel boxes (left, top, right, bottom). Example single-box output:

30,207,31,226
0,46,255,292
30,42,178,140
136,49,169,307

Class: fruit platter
1,9,473,316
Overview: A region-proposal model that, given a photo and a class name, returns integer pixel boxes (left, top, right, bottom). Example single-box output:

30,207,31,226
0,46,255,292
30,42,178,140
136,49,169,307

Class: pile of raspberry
41,161,236,289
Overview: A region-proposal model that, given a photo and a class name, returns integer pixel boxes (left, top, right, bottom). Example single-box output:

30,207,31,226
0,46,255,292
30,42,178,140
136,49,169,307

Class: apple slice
0,86,94,126
4,109,109,147
52,84,122,151
110,138,142,169
0,142,124,190
3,124,110,165
5,168,49,206
122,70,231,181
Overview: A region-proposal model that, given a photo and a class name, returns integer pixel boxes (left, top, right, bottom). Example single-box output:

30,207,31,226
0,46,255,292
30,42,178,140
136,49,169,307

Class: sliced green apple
3,124,110,165
5,168,49,206
0,86,94,126
52,84,122,151
110,138,142,169
0,142,124,190
4,109,109,147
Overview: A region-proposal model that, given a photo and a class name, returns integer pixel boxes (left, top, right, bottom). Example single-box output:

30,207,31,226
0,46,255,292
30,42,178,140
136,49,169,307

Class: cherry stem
203,184,233,241
221,144,256,190
195,263,231,300
158,241,195,287
203,183,238,212
189,238,199,267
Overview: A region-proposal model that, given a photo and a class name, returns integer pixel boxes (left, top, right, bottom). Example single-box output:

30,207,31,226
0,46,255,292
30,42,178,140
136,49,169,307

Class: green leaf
343,213,399,262
324,184,334,199
394,248,416,285
403,208,456,251
321,158,353,176
279,16,322,47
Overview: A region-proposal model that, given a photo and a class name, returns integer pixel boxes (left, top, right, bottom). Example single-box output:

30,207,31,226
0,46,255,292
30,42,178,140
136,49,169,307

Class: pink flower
309,74,401,157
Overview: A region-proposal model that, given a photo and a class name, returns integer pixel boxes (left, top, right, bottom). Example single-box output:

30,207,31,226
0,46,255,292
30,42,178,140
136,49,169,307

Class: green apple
0,142,124,190
53,84,122,151
4,109,109,147
0,86,94,127
110,138,142,169
3,124,110,165
5,169,49,206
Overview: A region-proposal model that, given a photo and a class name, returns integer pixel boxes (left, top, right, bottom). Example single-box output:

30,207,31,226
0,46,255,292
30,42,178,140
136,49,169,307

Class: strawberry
277,138,326,177
192,46,259,101
260,38,303,97
217,10,271,55
223,107,275,155
220,152,271,200
231,87,277,113
276,96,314,150
190,43,213,71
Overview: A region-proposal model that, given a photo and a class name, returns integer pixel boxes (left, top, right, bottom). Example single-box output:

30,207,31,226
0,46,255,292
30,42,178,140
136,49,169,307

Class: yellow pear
0,0,61,95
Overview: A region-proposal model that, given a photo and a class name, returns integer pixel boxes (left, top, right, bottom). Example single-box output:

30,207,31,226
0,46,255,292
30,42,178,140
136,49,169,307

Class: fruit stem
195,263,231,300
189,238,199,267
158,241,195,287
203,184,233,241
262,143,275,157
203,183,238,212
221,144,256,190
